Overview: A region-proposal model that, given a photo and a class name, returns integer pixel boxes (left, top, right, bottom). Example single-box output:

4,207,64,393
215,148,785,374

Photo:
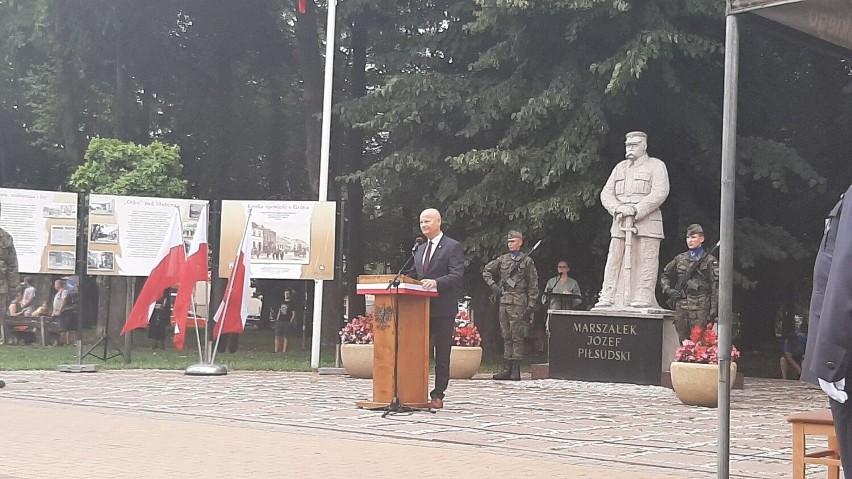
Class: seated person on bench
7,289,24,317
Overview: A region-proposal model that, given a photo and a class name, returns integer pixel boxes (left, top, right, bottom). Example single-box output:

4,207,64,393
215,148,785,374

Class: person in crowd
20,276,36,316
217,333,240,354
483,230,539,381
274,289,296,353
7,288,24,316
52,279,74,345
660,224,719,342
780,329,807,380
148,292,172,351
410,208,464,409
802,184,852,473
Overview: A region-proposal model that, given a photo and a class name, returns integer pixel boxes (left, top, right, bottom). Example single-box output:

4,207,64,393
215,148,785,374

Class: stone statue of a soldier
660,224,719,342
594,131,669,310
0,203,20,354
482,230,539,381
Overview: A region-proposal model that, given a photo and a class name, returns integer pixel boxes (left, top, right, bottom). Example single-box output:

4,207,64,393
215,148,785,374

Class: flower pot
449,346,482,379
670,361,738,408
341,343,373,379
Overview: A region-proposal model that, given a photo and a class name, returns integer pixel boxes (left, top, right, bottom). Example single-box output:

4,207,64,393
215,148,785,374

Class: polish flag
121,210,186,335
212,217,252,337
172,205,208,350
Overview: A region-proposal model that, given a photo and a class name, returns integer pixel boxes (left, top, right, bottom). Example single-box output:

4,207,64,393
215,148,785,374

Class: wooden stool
787,409,841,479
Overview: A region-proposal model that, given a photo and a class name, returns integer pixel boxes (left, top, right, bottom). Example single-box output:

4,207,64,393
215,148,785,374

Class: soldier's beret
507,230,524,240
686,224,704,236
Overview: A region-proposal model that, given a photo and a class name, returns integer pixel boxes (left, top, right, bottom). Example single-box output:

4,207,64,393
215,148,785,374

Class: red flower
339,314,374,344
453,324,482,347
674,323,740,364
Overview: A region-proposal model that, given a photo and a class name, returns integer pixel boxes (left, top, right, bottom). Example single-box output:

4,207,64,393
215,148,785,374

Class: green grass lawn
0,327,509,373
0,326,781,377
0,328,337,371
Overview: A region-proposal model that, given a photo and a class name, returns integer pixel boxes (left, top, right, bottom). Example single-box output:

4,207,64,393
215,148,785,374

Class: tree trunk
53,0,85,164
343,14,369,316
210,4,236,198
113,3,132,141
96,277,110,336
293,0,324,196
0,125,7,186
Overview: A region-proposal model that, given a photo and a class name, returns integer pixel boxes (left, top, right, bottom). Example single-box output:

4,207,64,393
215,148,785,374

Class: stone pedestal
547,309,678,386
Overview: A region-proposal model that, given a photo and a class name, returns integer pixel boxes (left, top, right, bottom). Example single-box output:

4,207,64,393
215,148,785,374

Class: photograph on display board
189,203,204,219
50,225,77,246
42,203,77,219
90,199,115,215
90,223,119,244
87,251,115,271
250,214,311,265
48,251,76,270
183,221,197,239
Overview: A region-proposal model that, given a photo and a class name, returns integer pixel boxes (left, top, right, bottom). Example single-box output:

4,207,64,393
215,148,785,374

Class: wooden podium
355,274,436,409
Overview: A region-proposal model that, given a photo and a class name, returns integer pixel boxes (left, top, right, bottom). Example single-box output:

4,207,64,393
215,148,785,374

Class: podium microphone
389,237,424,290
411,236,425,255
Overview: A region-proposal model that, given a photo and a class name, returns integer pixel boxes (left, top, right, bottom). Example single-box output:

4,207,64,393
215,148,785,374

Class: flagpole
190,205,209,364
210,208,252,365
311,0,337,370
190,293,204,364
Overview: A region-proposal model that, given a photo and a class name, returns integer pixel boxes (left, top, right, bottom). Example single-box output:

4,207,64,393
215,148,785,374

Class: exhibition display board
0,188,78,274
86,194,207,276
218,200,336,280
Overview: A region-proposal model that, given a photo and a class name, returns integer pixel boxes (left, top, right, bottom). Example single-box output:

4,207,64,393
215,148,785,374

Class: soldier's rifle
665,240,721,309
489,239,542,303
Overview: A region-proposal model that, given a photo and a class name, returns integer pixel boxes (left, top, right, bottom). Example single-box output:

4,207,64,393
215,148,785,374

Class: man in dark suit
802,183,852,471
410,208,464,409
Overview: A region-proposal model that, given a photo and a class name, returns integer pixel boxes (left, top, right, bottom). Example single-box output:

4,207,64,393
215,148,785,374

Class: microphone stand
374,247,434,417
386,249,417,290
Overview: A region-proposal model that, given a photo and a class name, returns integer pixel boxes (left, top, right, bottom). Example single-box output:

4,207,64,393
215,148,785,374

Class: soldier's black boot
492,359,513,380
510,360,521,381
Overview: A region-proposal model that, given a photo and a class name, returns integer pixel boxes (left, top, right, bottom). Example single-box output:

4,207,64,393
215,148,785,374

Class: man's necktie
423,240,432,272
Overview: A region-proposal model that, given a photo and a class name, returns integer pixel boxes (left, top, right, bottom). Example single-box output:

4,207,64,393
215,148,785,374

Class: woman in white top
542,259,582,311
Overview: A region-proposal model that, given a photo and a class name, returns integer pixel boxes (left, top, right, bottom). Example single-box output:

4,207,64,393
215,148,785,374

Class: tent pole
718,8,740,479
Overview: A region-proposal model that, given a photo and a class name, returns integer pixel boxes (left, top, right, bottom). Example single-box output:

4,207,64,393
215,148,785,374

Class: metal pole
718,9,740,479
75,193,88,363
207,200,222,363
311,0,337,370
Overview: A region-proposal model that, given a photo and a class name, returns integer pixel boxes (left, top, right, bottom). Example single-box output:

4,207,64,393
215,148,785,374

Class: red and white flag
212,217,252,337
172,205,208,350
121,210,186,335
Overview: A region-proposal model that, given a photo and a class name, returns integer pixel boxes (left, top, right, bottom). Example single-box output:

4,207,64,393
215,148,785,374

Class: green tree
69,138,187,196
340,0,848,351
69,137,187,338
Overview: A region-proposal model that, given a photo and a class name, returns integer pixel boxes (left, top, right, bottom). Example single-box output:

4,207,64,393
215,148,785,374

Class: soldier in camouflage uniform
0,205,20,355
483,230,539,380
660,224,718,342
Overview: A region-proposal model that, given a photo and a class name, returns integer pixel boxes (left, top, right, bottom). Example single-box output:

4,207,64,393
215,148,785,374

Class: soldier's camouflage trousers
499,303,529,360
673,297,712,342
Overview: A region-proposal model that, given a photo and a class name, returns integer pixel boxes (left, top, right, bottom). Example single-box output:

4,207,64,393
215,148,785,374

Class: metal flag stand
185,205,251,376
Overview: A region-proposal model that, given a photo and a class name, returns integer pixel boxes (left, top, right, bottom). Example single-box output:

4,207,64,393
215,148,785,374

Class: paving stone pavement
0,370,836,478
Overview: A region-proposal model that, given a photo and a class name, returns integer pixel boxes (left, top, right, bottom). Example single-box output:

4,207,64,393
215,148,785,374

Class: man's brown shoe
428,397,444,409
